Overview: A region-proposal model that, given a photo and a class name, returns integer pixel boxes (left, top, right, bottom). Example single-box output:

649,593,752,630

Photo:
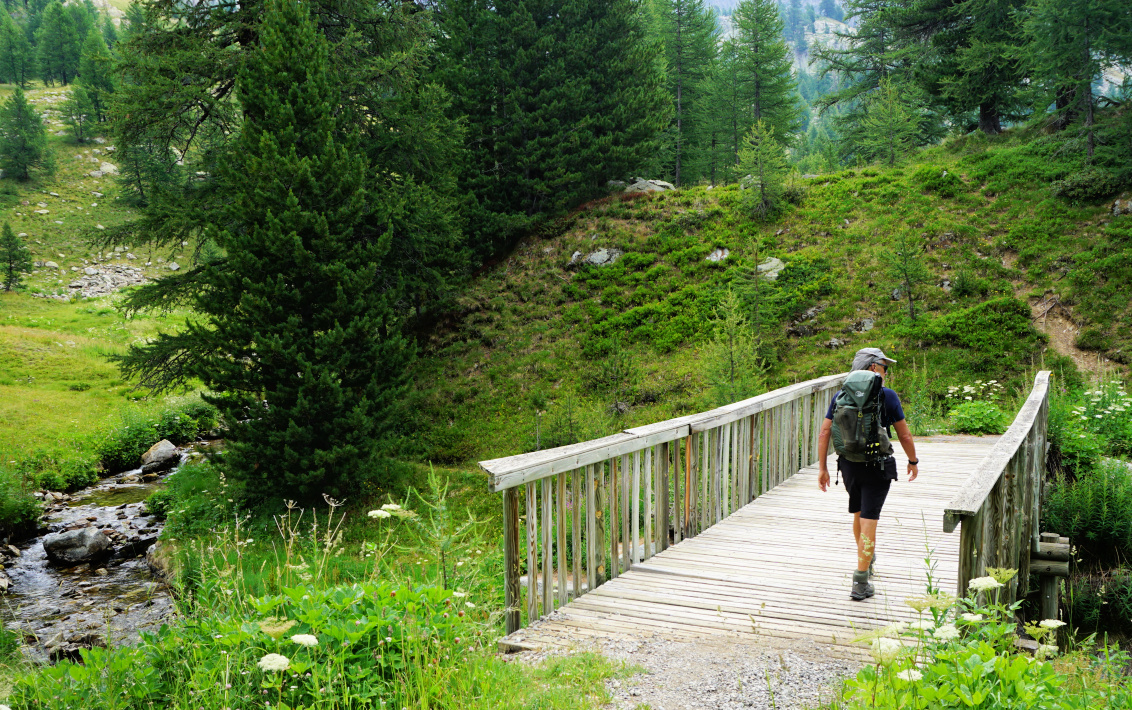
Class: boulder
99,162,119,176
623,178,674,194
705,247,729,263
756,256,786,280
140,440,179,471
43,528,111,565
1112,198,1132,217
584,248,623,267
44,261,58,269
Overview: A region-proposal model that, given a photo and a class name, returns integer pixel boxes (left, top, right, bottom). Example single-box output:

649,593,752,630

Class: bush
0,465,41,535
1051,167,1123,203
1064,568,1132,635
912,164,964,198
1043,459,1132,568
950,268,989,298
1075,328,1111,352
900,297,1045,374
150,460,236,538
948,400,1006,434
96,410,160,473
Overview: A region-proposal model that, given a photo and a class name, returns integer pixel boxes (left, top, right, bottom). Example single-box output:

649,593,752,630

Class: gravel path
513,635,863,710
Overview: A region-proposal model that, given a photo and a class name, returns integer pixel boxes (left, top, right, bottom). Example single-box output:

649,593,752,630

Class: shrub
950,268,988,298
900,297,1045,374
1043,459,1132,568
1075,328,1111,352
947,400,1006,435
1064,568,1132,635
1051,167,1123,203
96,410,160,473
0,465,41,535
912,164,964,198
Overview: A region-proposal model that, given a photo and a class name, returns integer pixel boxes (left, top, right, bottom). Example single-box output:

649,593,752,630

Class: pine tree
730,0,801,145
652,0,718,186
101,13,116,49
77,31,113,122
35,0,81,86
0,87,52,180
704,288,765,407
0,222,31,291
0,8,33,87
702,39,745,183
119,0,409,499
736,120,787,219
857,79,917,165
434,0,669,258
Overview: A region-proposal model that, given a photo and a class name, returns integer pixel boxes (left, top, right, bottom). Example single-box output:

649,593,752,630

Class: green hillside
405,126,1124,464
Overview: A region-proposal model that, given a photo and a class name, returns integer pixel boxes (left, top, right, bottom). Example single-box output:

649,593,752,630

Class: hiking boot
869,553,877,578
850,570,874,601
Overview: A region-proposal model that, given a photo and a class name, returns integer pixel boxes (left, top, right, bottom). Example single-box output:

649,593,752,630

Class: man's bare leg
857,517,877,572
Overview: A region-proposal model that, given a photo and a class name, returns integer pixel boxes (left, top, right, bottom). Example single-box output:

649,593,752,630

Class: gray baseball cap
852,347,897,371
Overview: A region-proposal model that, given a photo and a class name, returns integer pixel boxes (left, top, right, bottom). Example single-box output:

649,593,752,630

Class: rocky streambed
0,441,210,663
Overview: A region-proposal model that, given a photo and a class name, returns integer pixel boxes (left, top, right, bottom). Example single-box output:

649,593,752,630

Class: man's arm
817,418,832,491
892,419,919,481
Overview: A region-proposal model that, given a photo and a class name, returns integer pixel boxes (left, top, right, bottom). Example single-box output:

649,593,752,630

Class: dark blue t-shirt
825,386,906,430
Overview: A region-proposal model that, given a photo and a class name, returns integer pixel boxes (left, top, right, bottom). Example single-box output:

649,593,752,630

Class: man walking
817,347,919,600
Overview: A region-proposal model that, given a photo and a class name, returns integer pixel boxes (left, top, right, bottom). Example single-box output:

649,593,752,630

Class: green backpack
831,370,894,463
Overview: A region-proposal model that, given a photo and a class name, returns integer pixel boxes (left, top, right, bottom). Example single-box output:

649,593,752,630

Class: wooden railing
943,371,1051,602
481,373,848,634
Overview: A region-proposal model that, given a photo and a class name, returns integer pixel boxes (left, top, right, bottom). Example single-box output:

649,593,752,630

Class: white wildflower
290,634,319,647
960,613,984,623
968,576,1003,592
907,620,935,631
896,669,923,682
933,624,960,641
368,509,392,519
257,653,291,672
1039,619,1066,629
465,601,476,608
381,503,402,511
452,591,467,598
1035,644,1059,660
871,637,903,664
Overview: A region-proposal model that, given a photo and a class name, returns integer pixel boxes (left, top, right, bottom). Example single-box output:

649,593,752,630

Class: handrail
943,371,1051,600
483,372,849,633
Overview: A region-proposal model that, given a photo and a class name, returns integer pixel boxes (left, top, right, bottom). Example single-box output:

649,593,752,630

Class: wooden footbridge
481,372,1052,653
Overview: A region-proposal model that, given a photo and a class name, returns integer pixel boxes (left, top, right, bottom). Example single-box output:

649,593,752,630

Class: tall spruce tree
0,8,33,87
118,0,409,499
730,0,801,145
702,39,746,182
736,120,787,219
108,0,463,335
651,0,717,186
0,87,52,180
857,79,918,165
434,0,669,258
35,0,81,86
1,222,31,291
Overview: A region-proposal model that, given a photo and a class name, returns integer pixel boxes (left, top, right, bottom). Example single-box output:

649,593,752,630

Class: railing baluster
673,439,682,544
610,456,620,579
596,462,607,583
645,445,653,560
631,450,641,562
541,477,552,614
585,464,596,592
503,487,520,633
525,482,538,622
571,467,581,601
556,472,567,608
621,453,630,571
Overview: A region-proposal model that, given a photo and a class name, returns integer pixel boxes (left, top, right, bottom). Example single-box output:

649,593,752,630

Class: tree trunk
978,103,1002,135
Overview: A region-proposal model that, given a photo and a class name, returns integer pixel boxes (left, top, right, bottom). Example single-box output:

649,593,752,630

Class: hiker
816,347,919,600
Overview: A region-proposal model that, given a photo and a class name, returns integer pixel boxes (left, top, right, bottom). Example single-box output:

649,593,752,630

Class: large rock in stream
42,528,112,565
140,439,179,473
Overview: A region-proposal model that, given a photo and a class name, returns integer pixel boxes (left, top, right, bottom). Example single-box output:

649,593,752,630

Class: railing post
503,487,520,634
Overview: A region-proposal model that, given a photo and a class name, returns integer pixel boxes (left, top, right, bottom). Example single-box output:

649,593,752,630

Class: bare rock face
140,440,178,473
43,528,111,565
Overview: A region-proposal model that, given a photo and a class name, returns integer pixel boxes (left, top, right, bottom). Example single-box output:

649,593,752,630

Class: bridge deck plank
500,437,998,653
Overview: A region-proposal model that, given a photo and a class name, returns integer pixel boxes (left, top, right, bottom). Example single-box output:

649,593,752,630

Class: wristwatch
908,459,919,465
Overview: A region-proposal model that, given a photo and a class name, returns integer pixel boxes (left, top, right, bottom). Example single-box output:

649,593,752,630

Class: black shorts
838,457,897,520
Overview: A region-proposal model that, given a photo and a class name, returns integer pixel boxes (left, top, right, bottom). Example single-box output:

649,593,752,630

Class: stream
0,444,213,663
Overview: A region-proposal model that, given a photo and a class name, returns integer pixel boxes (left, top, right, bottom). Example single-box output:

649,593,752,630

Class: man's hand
907,463,919,482
818,468,830,492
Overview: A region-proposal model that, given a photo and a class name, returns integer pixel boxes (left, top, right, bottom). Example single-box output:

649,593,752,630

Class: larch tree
0,88,52,180
730,0,801,146
651,0,717,186
736,120,787,220
1,222,31,291
0,8,33,87
77,31,113,122
35,1,81,86
857,79,918,165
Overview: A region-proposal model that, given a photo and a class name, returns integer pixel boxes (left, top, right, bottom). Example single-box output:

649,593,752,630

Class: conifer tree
857,79,917,165
652,0,717,186
101,13,116,49
882,232,932,320
0,87,52,180
0,8,33,87
62,83,93,142
77,31,113,122
702,39,745,182
737,120,787,219
1,222,31,292
730,0,801,145
119,0,409,499
435,0,669,257
36,1,81,86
